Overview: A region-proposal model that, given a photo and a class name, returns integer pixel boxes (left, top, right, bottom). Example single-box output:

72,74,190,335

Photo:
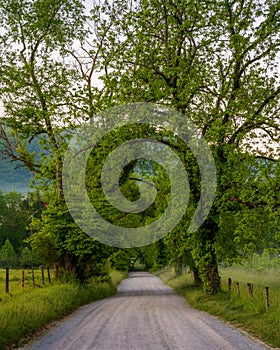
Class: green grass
157,266,280,349
0,267,52,301
0,269,127,350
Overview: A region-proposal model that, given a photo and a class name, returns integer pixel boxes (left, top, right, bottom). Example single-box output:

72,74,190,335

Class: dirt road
22,271,272,350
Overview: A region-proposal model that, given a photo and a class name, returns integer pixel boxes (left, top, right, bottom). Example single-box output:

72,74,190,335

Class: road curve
21,271,272,350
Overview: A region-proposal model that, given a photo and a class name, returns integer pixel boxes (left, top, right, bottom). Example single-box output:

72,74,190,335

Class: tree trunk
204,254,220,293
174,257,183,276
193,268,202,286
193,213,221,293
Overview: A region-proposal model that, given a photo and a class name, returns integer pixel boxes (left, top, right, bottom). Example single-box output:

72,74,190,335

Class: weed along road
22,272,271,350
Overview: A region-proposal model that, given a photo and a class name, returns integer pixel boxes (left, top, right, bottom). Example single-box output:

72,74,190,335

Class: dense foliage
0,0,279,291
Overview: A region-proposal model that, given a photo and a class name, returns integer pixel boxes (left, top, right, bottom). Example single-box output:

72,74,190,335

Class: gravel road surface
21,271,273,350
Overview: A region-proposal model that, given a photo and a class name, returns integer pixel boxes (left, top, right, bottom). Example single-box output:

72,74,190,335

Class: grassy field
0,267,52,301
157,264,280,349
0,268,127,350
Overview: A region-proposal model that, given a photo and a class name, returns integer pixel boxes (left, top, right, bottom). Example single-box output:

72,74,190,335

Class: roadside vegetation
157,253,280,349
0,0,279,348
0,269,127,350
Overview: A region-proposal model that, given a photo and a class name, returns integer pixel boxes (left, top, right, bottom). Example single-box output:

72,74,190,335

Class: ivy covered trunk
202,250,221,293
193,214,221,293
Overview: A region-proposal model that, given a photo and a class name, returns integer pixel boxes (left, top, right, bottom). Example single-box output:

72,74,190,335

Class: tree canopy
0,0,279,291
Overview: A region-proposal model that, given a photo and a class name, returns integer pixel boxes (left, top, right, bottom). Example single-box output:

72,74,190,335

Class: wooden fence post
41,265,45,285
32,266,35,288
5,266,9,293
265,287,270,310
235,281,240,297
47,267,51,284
228,278,232,292
21,269,24,289
247,283,253,301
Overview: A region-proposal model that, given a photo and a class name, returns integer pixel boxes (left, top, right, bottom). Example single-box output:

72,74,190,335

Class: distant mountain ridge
0,132,43,195
0,158,32,194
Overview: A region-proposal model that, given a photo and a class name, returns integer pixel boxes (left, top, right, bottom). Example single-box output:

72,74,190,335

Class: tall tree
0,0,86,196
101,0,280,292
0,0,116,280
